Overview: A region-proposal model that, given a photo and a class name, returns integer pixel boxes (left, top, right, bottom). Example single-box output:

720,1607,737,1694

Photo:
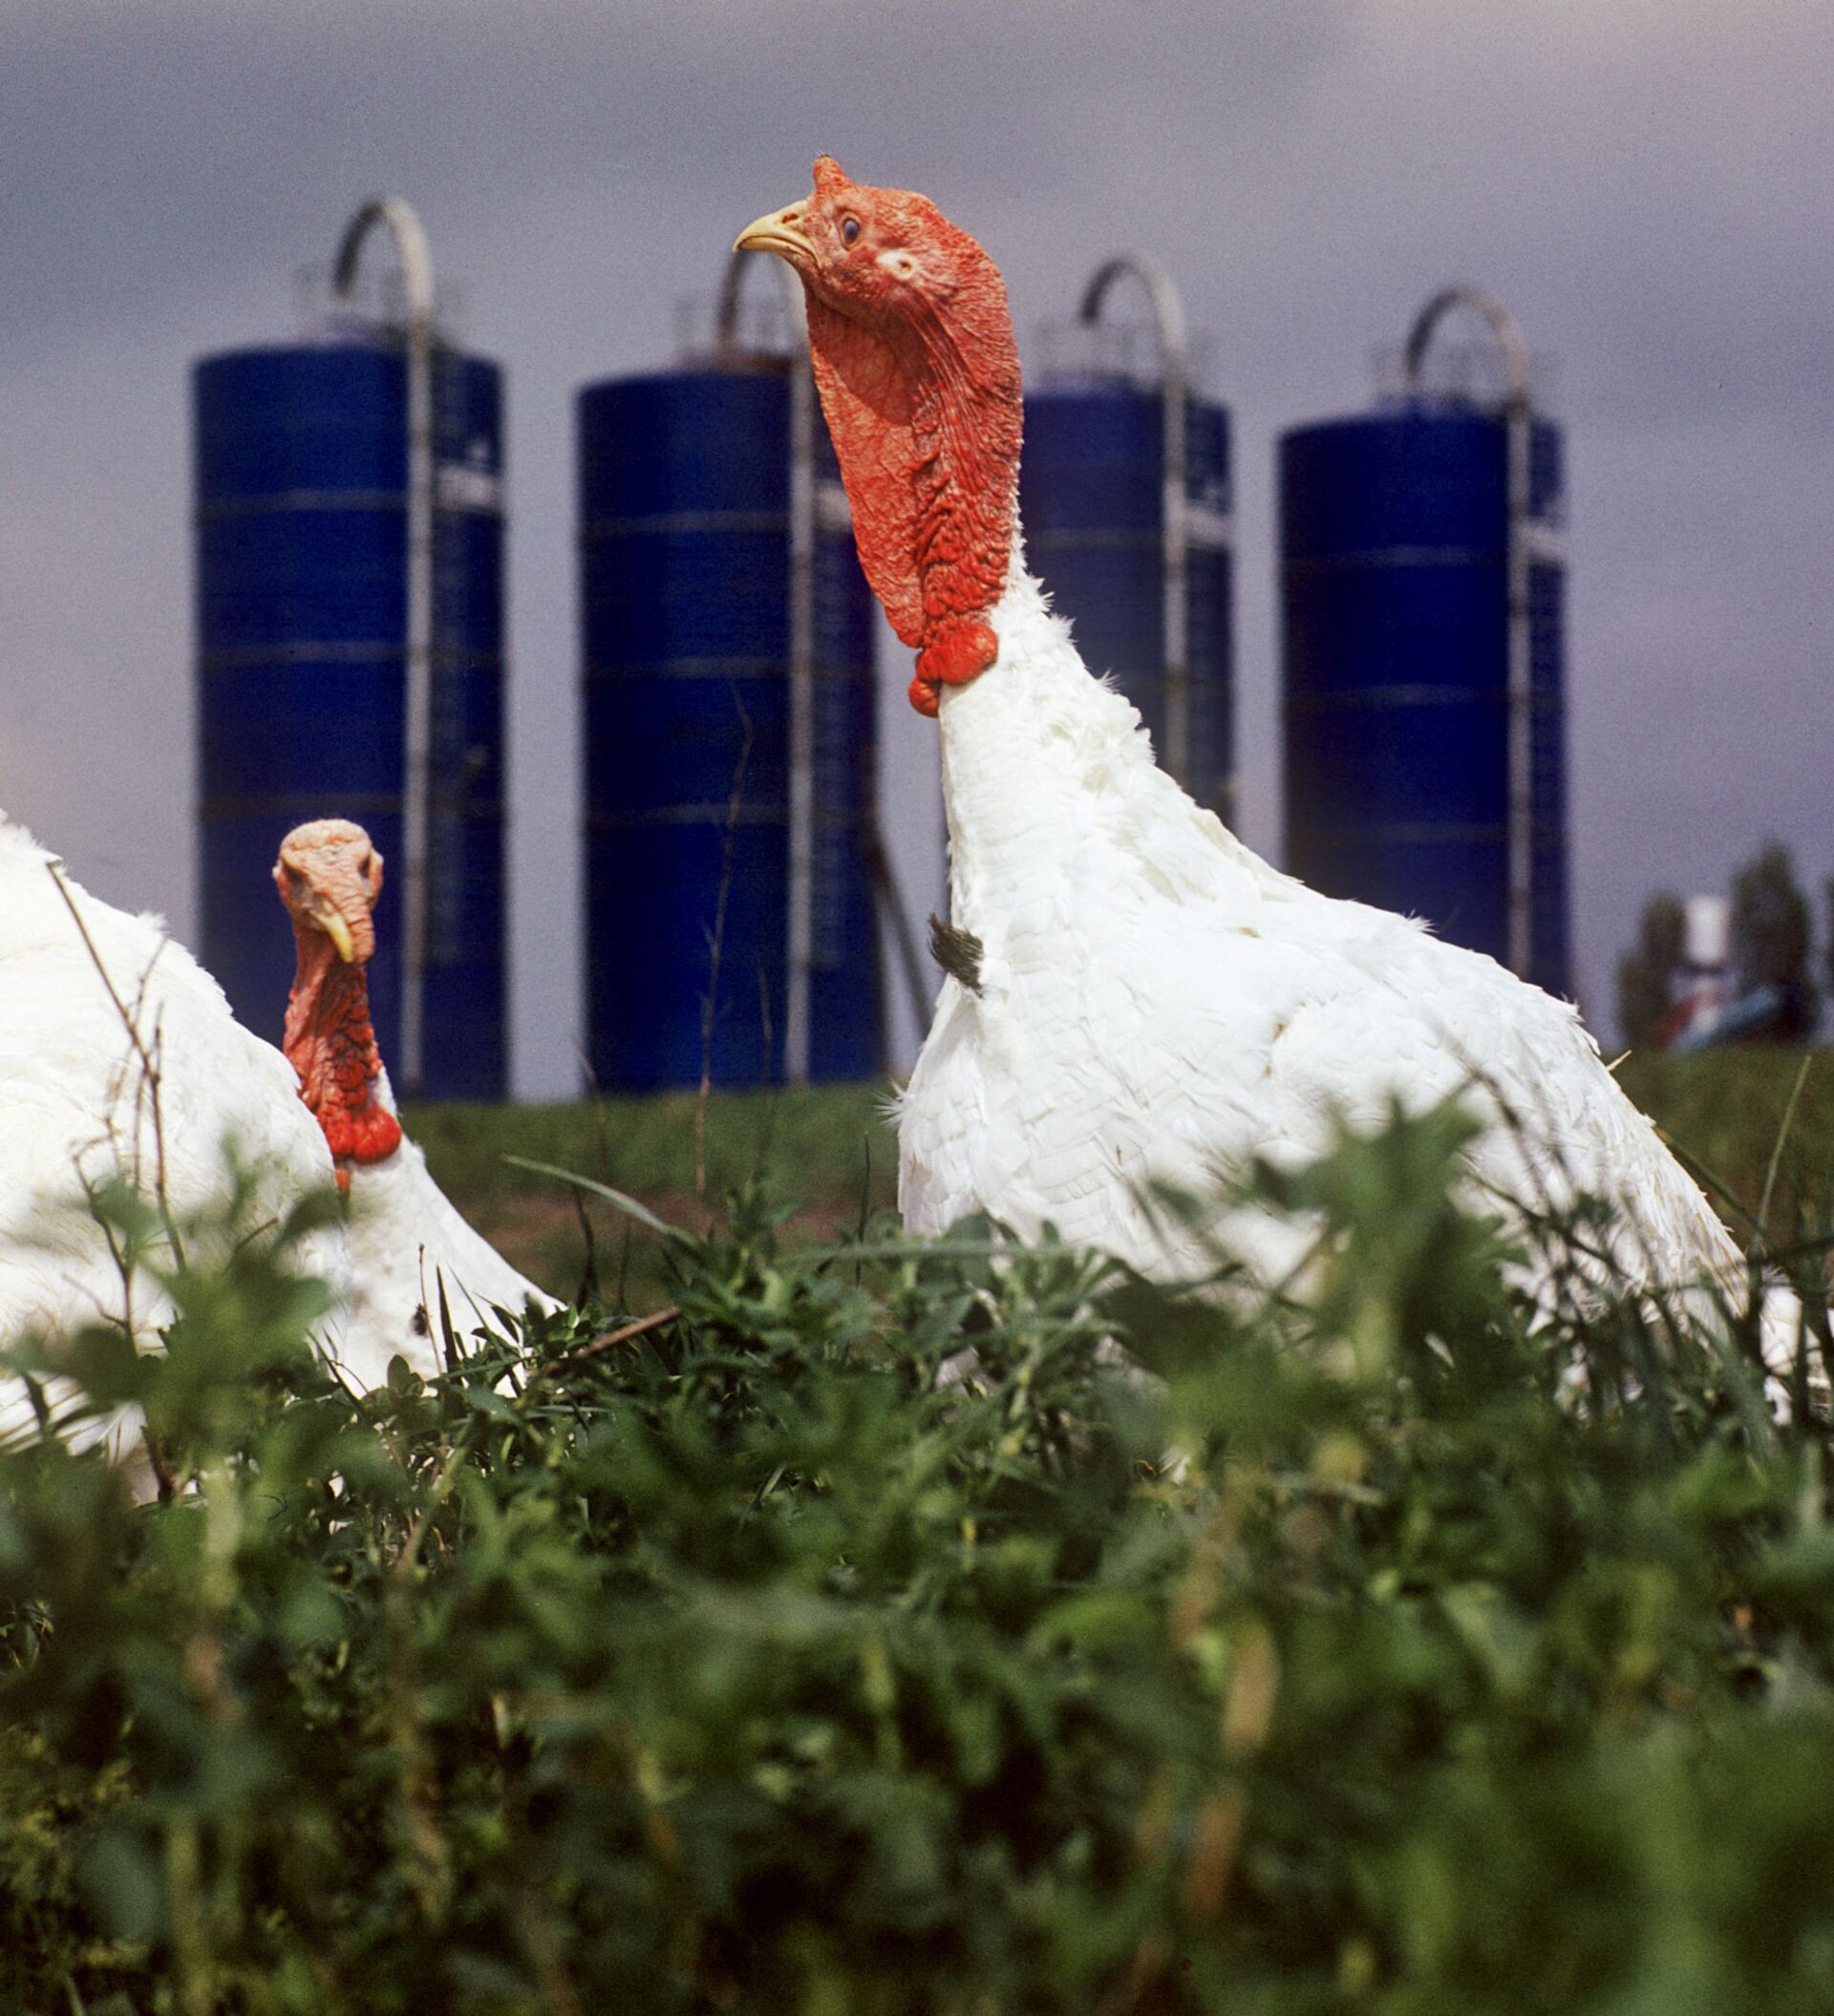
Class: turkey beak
735,206,817,266
309,901,357,965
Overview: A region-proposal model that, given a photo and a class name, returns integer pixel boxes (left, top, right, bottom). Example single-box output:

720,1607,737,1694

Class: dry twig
695,689,756,1211
539,1305,680,1379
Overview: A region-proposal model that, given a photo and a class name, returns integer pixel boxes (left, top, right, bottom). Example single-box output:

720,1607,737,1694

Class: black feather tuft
928,913,984,995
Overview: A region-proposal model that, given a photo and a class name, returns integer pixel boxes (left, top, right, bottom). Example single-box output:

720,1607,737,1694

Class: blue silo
1021,382,1234,817
1280,374,1568,997
193,329,508,1097
578,354,879,1093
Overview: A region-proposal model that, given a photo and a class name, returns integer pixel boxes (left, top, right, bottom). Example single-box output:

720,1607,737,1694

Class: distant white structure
1669,895,1733,1049
1684,894,1732,969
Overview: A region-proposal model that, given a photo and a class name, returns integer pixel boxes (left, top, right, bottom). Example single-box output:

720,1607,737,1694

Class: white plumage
901,556,1764,1333
0,812,552,1455
0,814,348,1454
732,156,1770,1351
332,1063,558,1391
270,814,558,1390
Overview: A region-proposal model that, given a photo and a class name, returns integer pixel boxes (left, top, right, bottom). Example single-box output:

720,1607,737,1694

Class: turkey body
0,813,555,1456
731,157,1759,1334
270,816,557,1391
0,815,349,1451
333,1067,557,1391
901,563,1746,1308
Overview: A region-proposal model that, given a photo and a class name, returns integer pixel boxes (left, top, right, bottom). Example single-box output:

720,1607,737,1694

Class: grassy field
12,1059,1834,2005
401,1081,899,1305
405,1046,1834,1305
1616,1045,1834,1231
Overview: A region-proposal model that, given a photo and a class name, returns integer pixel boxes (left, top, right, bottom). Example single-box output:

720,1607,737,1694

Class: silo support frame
1404,286,1536,980
1079,254,1191,786
334,197,437,1093
1503,399,1533,982
863,817,935,1067
719,251,819,1086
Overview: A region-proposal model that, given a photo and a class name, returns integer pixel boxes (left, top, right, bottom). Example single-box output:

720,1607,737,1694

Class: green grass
406,1050,1834,1305
400,1082,900,1306
8,1097,1834,2010
403,1080,897,1210
1616,1045,1833,1235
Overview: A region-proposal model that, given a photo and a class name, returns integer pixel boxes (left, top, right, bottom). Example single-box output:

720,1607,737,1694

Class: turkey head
275,818,402,1183
736,158,1022,716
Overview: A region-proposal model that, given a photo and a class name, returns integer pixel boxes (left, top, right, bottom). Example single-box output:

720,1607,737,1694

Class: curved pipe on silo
1404,286,1535,979
1278,293,1568,997
192,331,508,1096
716,253,932,1070
333,196,437,1093
578,304,880,1092
718,251,818,1085
1078,255,1190,782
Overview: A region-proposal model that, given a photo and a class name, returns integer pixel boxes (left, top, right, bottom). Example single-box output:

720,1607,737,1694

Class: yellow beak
734,206,817,263
310,902,356,964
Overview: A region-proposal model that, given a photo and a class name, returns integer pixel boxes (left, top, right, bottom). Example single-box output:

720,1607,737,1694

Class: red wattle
283,934,402,1179
799,176,1021,718
914,618,1000,710
317,1093,403,1167
804,297,927,650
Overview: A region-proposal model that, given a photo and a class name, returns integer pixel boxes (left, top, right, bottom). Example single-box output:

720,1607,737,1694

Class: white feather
900,554,1782,1360
333,1061,558,1392
0,813,555,1455
0,813,349,1454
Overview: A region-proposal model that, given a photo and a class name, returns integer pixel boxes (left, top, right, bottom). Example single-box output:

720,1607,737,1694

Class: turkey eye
841,216,861,245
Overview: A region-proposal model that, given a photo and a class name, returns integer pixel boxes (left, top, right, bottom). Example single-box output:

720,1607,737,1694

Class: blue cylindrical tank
578,363,879,1093
1020,380,1234,817
1279,403,1569,996
193,334,508,1097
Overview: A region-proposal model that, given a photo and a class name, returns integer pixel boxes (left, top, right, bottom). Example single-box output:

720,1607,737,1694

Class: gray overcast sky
3,0,1830,1094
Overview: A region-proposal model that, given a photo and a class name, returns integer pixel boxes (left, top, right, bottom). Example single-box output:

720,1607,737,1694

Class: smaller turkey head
736,159,1023,716
275,818,403,1188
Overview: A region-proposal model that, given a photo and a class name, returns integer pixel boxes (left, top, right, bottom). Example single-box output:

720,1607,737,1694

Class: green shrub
3,1105,1833,2013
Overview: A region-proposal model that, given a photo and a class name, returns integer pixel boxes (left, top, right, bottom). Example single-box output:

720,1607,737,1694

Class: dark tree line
1616,838,1823,1050
1617,891,1687,1050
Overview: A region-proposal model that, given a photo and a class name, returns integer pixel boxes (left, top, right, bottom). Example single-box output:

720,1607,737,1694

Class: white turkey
737,159,1789,1359
0,812,350,1458
0,812,551,1463
272,817,556,1382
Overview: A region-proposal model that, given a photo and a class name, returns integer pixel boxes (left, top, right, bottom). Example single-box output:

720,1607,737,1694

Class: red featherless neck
283,923,402,1189
777,159,1023,716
